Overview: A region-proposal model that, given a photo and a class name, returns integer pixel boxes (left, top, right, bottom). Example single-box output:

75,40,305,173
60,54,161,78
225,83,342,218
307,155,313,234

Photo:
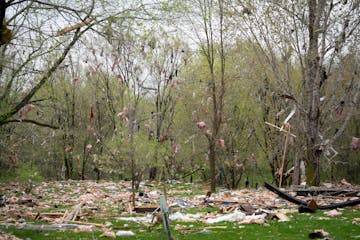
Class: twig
265,122,297,137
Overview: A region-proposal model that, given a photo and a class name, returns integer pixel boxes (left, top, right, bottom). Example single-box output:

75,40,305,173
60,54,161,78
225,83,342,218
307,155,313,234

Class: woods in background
0,0,359,190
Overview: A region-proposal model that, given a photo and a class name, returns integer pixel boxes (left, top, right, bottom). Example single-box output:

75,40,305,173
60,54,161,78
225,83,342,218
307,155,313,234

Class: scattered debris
0,230,22,240
0,179,358,238
239,204,255,214
73,225,94,233
274,212,290,222
352,218,360,225
324,209,342,217
340,178,352,186
100,229,116,238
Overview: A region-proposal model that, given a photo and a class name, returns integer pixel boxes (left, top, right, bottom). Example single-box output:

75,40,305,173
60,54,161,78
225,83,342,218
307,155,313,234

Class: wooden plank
133,207,159,213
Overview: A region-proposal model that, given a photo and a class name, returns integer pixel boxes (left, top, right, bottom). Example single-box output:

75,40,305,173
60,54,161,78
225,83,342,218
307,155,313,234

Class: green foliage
16,162,43,183
0,162,43,193
0,162,43,183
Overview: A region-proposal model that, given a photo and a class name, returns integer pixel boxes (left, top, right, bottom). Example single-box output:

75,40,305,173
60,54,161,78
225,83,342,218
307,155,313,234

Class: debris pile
0,179,359,237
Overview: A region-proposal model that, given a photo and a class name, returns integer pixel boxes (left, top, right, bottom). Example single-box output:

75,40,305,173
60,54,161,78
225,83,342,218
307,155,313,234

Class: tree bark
209,139,216,192
0,0,6,43
304,0,324,186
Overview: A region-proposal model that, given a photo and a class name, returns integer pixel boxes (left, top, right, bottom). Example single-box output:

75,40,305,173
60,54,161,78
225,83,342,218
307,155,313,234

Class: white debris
205,210,246,224
116,230,136,236
148,190,159,198
115,214,153,223
169,212,203,222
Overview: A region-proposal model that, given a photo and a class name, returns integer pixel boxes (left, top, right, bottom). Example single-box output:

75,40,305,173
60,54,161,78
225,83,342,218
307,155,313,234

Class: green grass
1,208,359,239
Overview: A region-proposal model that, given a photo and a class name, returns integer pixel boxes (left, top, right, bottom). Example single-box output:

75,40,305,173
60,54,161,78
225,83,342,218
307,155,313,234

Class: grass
1,208,359,239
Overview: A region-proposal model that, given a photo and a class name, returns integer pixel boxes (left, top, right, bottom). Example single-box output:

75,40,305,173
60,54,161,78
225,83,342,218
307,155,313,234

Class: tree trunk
64,154,73,180
292,153,301,186
304,0,324,186
209,139,216,192
306,156,320,186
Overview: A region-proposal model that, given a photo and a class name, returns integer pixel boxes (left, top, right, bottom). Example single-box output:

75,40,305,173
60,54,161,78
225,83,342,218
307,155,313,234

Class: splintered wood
64,202,85,222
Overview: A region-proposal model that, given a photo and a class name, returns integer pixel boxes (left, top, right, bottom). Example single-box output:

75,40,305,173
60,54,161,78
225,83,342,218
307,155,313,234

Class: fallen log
264,182,307,205
294,189,359,197
318,198,360,210
264,181,360,210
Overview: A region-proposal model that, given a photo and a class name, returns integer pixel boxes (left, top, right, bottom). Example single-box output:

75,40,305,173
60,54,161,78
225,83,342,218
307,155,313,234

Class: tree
182,0,227,192
232,0,360,185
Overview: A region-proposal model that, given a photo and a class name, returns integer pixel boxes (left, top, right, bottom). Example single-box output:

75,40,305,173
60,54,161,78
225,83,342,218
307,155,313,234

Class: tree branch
0,27,87,126
1,119,59,129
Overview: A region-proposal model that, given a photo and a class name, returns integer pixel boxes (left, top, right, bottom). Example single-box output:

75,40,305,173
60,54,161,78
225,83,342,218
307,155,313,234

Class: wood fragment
128,203,133,214
274,212,290,221
240,204,255,214
61,210,68,224
307,199,318,211
134,207,159,213
65,202,85,222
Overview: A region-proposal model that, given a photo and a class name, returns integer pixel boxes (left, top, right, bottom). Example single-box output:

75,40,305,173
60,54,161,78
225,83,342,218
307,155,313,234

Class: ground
0,180,359,239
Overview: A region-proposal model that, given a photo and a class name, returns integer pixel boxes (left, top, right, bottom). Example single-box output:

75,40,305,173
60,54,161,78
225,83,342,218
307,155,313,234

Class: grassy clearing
1,208,359,239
